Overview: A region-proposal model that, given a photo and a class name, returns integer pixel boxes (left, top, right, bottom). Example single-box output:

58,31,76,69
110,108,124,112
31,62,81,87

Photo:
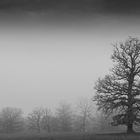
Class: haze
0,0,140,114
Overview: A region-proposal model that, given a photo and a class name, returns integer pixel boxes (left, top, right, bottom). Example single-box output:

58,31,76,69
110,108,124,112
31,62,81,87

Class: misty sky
0,4,140,114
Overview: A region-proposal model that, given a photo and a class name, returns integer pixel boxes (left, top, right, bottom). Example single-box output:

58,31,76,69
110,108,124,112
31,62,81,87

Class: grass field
0,132,139,140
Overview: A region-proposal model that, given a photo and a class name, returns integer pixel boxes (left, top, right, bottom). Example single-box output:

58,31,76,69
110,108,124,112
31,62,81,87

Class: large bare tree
94,37,140,133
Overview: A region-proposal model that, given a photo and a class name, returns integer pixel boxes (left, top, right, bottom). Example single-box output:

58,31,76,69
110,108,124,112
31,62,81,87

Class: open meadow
0,132,139,140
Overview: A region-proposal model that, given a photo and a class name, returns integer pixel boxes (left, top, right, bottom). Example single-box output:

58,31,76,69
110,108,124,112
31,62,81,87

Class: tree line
0,99,103,133
0,98,122,134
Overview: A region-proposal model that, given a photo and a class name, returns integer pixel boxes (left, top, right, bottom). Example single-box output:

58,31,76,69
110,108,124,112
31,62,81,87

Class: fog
0,0,140,114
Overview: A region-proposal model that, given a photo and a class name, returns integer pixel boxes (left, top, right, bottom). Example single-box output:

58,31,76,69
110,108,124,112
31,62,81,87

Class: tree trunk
127,123,135,134
127,75,135,134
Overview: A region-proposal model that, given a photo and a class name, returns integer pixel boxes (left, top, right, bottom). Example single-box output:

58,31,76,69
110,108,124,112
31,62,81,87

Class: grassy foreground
0,132,139,140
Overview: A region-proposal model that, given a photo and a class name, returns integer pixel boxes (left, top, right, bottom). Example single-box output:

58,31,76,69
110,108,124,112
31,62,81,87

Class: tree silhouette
27,108,44,133
94,37,140,133
76,97,93,132
0,107,24,133
41,108,52,133
56,103,73,132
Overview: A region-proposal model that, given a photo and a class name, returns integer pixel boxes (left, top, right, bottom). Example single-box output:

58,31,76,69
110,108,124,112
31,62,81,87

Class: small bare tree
76,97,94,132
27,108,44,133
56,102,73,132
41,108,52,133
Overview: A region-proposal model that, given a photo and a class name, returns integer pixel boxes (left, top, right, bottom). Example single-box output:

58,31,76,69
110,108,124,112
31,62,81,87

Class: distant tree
94,37,140,133
27,108,44,133
0,107,24,133
76,98,94,132
41,108,52,133
56,102,73,132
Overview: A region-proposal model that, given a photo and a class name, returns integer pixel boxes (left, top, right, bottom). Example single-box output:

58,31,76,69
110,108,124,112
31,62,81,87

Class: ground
0,132,139,140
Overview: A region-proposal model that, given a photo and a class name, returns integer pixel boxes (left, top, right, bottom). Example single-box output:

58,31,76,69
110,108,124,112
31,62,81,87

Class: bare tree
41,108,52,133
27,108,44,133
76,97,94,132
0,107,24,133
94,37,140,133
56,102,73,132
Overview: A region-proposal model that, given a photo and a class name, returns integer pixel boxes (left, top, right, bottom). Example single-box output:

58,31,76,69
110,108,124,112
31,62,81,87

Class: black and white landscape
0,0,140,140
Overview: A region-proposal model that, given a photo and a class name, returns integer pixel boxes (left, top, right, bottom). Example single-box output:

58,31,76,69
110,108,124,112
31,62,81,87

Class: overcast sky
0,4,140,114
